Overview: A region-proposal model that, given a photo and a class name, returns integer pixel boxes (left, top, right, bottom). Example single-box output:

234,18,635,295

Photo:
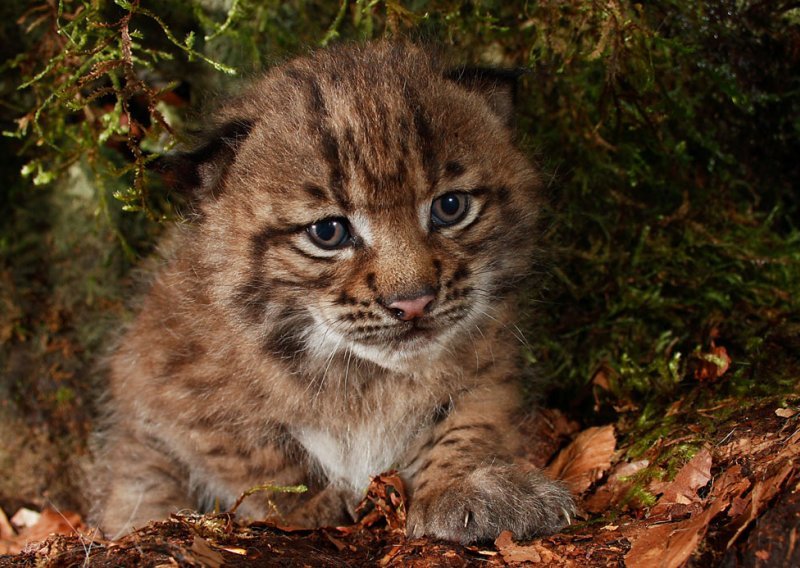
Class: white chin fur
303,309,457,373
347,336,452,373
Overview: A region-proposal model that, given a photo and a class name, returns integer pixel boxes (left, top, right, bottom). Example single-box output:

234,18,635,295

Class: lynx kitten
91,41,574,544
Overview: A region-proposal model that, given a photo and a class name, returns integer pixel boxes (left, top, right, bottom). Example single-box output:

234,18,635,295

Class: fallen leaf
694,344,731,382
495,531,540,563
727,461,795,547
546,425,616,495
626,464,750,568
625,510,712,568
584,459,649,513
591,366,612,412
775,407,797,418
10,508,40,529
220,546,247,555
378,544,403,566
0,508,14,540
323,531,348,552
189,535,225,568
0,508,84,555
355,471,407,531
494,531,568,565
649,447,712,516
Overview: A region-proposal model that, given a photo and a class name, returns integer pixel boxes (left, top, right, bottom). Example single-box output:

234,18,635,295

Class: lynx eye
307,218,351,249
431,192,470,227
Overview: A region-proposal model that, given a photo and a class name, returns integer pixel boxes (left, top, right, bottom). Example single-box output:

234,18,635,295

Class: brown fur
90,41,574,544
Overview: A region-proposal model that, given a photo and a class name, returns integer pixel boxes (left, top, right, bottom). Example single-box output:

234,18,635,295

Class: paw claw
408,464,575,544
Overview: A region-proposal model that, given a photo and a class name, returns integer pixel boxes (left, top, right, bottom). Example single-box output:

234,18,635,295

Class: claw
464,510,471,528
561,507,571,526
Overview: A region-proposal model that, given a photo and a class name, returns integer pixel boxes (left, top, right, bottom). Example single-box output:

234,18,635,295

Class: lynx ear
157,118,255,200
445,67,527,128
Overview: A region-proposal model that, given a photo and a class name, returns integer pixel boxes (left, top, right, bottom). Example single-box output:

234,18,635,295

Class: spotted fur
90,41,574,543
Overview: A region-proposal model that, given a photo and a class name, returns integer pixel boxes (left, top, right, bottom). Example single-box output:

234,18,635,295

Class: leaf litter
1,401,799,566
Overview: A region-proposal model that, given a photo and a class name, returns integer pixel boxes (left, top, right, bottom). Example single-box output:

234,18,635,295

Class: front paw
407,464,574,544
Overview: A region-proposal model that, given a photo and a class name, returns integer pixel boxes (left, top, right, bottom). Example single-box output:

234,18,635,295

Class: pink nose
387,294,435,321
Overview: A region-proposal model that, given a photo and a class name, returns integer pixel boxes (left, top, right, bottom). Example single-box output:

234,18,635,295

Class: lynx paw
407,464,574,544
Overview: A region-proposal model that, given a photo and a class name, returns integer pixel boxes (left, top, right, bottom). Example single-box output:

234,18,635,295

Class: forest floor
1,395,798,567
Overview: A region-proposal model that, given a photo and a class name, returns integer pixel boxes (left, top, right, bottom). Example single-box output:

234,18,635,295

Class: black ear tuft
155,118,255,200
445,67,527,128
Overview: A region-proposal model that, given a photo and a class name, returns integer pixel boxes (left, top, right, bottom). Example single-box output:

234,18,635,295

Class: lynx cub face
91,42,574,544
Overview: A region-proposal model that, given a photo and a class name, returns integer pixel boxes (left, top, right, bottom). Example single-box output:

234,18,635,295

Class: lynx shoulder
91,41,574,543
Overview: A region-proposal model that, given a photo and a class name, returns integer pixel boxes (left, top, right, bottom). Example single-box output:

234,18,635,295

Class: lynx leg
90,430,192,538
403,383,575,544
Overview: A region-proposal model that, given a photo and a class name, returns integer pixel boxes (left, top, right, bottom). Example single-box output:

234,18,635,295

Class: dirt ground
1,396,798,567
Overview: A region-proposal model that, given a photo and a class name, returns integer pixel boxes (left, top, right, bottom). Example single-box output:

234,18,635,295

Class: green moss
622,483,659,510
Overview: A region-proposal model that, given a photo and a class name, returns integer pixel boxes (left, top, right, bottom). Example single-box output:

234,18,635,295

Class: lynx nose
387,293,435,321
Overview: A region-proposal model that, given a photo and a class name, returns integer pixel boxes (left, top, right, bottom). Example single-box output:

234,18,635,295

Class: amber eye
307,218,351,249
431,192,470,227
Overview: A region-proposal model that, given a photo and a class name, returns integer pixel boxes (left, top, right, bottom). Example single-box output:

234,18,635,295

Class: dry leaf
495,531,541,563
727,461,795,547
591,366,612,412
626,464,751,568
625,508,715,568
323,531,348,552
356,471,407,531
546,425,616,495
379,544,403,566
0,508,15,540
649,447,712,516
584,459,649,513
189,535,225,568
694,344,731,382
220,546,247,555
775,407,797,418
10,508,40,529
494,530,568,565
0,508,84,555
16,509,83,543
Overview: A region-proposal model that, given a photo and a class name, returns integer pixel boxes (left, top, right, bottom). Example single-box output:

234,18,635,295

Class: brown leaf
0,508,15,540
626,464,751,568
355,471,407,531
727,461,795,548
494,530,568,565
10,508,40,529
0,508,84,555
378,544,403,566
625,508,715,568
694,344,731,382
189,535,225,568
591,366,612,412
323,530,349,552
649,447,712,517
775,407,797,418
546,425,616,495
584,459,649,513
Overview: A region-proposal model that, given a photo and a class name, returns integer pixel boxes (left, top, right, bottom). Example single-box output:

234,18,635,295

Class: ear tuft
156,118,255,200
445,67,527,128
